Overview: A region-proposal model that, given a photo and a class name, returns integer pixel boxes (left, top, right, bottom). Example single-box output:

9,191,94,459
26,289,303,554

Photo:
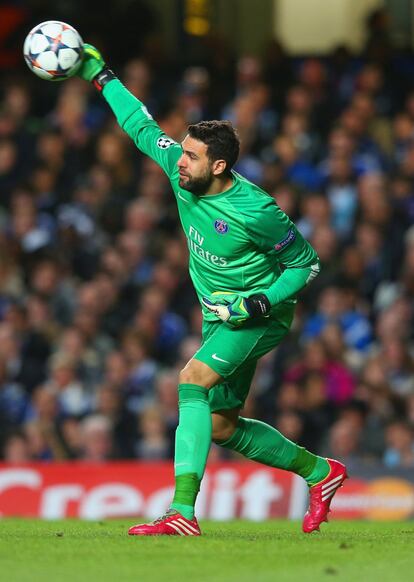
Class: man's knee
211,410,239,442
179,359,221,389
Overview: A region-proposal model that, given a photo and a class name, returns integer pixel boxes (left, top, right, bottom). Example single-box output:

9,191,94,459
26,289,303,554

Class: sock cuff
178,383,209,402
175,472,200,490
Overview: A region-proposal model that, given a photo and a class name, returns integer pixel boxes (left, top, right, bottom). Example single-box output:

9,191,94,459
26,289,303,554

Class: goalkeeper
77,45,347,535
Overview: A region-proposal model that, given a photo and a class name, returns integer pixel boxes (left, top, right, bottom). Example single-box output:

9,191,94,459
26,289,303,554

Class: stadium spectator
2,432,32,463
302,285,373,352
45,352,90,417
323,417,364,467
383,421,414,468
285,338,355,406
135,405,171,459
80,414,114,462
95,384,136,458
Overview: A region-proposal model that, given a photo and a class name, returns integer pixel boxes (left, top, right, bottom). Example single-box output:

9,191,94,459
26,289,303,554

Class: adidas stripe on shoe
128,509,201,536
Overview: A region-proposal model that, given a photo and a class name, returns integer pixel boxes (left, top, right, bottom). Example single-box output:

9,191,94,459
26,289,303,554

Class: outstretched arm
77,44,181,176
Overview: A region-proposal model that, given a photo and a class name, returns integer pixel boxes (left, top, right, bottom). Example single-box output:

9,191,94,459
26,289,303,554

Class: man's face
177,135,214,195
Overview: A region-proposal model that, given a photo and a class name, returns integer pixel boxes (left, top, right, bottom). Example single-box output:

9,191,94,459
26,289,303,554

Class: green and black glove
202,292,271,327
77,43,116,91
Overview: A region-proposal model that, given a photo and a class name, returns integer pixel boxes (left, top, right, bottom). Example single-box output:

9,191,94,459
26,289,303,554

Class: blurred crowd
0,8,414,470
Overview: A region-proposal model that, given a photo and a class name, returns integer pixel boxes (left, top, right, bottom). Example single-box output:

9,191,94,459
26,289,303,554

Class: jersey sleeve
102,79,181,178
245,196,320,305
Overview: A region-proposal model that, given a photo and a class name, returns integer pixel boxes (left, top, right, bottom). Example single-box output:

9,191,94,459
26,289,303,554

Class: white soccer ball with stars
23,21,84,81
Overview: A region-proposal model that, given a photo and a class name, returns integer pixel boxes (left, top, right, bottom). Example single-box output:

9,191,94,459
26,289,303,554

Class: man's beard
179,171,214,196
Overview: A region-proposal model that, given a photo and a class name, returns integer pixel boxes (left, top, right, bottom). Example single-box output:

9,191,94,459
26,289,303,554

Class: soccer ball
23,21,84,81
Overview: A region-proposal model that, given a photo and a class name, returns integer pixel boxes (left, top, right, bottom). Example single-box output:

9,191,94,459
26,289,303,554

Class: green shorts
194,302,295,413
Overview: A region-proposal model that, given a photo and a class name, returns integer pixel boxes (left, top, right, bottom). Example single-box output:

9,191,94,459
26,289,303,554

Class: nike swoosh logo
176,192,189,203
212,353,230,364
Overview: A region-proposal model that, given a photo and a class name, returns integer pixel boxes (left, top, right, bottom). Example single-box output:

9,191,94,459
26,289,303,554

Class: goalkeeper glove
77,43,116,90
202,292,271,327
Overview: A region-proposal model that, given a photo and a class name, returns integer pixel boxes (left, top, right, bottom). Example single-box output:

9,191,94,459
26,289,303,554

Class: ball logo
214,219,229,234
157,136,175,149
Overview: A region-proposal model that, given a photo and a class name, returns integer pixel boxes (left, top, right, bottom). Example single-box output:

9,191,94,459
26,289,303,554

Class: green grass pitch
1,519,413,582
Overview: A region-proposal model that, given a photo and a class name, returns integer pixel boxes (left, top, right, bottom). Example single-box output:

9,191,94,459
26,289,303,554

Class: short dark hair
188,120,240,175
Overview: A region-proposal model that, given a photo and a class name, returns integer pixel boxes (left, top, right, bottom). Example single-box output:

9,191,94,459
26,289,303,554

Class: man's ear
212,159,227,176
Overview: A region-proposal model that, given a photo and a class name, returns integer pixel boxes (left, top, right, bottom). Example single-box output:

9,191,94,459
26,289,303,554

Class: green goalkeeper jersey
102,80,320,321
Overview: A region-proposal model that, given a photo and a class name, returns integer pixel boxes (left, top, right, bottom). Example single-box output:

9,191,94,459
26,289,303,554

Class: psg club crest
214,219,229,234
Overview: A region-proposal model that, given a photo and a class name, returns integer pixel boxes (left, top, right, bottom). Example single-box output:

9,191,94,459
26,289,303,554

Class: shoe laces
151,509,178,524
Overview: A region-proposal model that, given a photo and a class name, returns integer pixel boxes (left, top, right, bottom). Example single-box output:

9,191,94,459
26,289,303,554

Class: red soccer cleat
302,458,348,533
128,509,201,536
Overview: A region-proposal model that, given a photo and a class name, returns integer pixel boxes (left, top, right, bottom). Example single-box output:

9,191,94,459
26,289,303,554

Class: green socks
171,384,212,519
170,392,330,521
216,417,329,486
